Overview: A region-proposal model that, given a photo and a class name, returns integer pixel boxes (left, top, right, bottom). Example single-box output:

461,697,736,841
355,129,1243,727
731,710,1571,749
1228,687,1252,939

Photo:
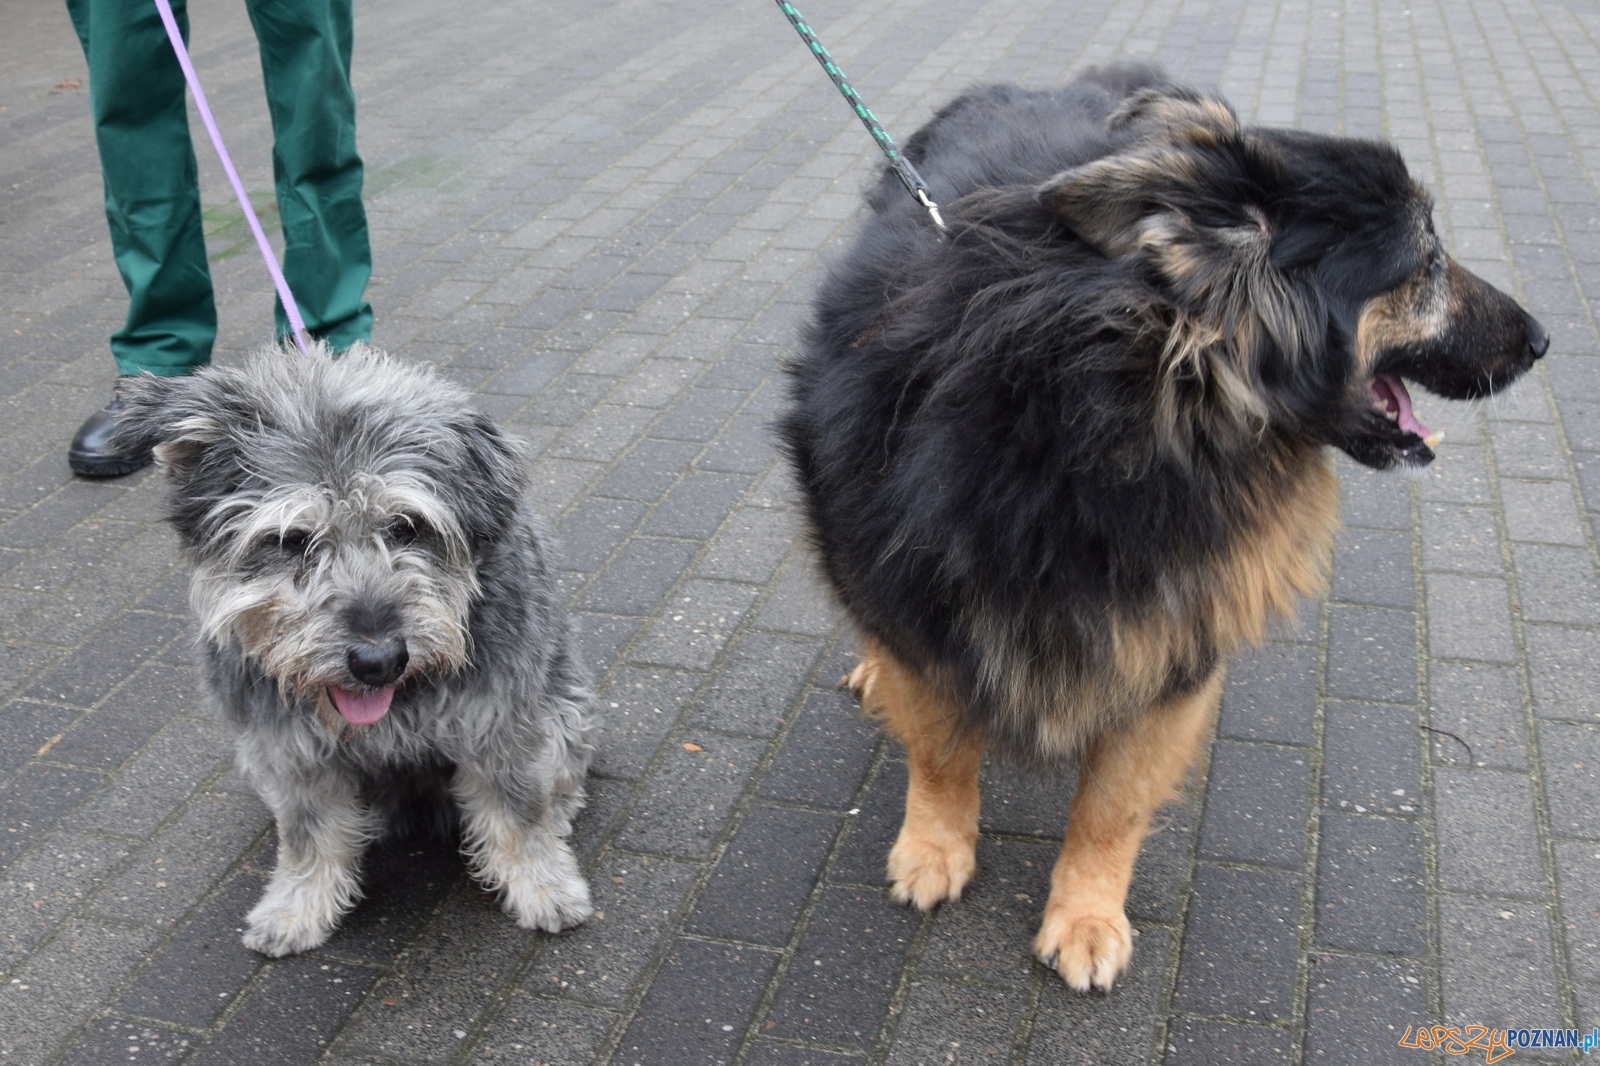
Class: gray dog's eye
383,515,426,547
278,529,311,556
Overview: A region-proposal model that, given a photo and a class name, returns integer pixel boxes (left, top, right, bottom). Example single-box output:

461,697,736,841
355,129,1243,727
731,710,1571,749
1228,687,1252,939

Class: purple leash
150,0,311,355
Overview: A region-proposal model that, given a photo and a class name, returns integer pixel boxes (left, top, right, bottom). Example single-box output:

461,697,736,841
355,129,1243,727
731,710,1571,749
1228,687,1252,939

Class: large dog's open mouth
329,685,395,726
1369,374,1438,445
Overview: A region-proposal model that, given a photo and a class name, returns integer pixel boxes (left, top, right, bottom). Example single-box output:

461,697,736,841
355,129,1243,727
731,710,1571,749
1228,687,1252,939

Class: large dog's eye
278,529,311,556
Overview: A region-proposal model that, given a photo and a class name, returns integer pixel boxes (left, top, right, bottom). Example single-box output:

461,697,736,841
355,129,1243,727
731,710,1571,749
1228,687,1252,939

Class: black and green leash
774,0,946,231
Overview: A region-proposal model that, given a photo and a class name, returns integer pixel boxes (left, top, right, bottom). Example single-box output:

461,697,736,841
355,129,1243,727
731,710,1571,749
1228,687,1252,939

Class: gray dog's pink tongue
329,686,394,726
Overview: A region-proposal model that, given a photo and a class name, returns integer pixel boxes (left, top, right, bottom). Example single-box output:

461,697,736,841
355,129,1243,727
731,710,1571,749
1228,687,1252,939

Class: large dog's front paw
1033,904,1133,992
887,828,977,910
241,877,348,957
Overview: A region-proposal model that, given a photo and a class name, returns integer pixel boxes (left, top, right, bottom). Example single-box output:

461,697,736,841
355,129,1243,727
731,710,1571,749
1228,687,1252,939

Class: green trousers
66,0,373,376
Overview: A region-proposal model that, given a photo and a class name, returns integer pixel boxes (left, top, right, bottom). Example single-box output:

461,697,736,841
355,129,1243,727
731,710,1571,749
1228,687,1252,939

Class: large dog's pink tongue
1371,374,1431,438
329,686,394,726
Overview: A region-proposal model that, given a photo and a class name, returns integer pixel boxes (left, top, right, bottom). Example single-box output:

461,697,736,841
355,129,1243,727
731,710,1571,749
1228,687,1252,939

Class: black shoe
68,383,152,477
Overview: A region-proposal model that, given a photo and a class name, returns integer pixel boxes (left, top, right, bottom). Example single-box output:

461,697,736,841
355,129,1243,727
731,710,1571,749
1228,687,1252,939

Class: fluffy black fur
781,65,1545,760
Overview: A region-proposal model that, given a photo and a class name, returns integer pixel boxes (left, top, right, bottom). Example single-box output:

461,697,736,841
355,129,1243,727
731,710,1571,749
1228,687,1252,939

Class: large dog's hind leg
243,765,375,957
453,764,592,933
850,641,983,909
1035,670,1220,991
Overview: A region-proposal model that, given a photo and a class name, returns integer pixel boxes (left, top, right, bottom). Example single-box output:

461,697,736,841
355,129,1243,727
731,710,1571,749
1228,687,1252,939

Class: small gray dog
114,342,595,956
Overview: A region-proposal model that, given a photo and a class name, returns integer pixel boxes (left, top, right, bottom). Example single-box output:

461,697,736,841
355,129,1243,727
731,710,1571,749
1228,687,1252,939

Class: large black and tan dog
779,65,1546,991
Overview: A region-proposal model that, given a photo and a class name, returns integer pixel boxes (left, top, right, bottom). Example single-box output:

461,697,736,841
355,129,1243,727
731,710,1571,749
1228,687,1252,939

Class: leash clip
915,188,947,232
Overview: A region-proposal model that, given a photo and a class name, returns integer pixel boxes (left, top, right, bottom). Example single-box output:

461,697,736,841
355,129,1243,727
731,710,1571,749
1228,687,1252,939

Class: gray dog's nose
347,639,409,686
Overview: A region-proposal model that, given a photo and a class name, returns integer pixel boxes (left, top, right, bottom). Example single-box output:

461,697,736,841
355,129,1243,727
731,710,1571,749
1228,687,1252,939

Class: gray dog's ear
108,373,230,478
449,409,530,544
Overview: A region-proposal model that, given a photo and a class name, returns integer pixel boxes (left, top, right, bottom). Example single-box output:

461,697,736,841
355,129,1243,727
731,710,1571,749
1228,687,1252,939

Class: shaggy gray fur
113,342,596,956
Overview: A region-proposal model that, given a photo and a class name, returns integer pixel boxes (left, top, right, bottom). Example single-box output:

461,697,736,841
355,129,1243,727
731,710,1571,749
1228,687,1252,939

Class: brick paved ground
3,0,1599,1062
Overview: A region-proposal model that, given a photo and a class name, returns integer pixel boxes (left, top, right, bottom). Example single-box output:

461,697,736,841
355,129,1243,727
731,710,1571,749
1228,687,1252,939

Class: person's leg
245,0,373,350
66,0,216,377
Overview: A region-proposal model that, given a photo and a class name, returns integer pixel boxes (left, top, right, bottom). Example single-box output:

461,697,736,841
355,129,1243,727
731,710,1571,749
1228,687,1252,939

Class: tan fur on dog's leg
852,641,984,909
1036,670,1221,991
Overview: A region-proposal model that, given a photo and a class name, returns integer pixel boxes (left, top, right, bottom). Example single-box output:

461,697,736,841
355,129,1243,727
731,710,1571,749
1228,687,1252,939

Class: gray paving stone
1429,662,1529,769
687,805,842,946
1515,543,1600,625
1174,866,1302,1022
1336,465,1412,530
67,715,232,837
630,579,761,670
1420,502,1504,575
555,495,648,573
0,762,101,869
6,0,1599,1062
1502,478,1589,546
1426,573,1518,663
1303,954,1428,1064
321,832,467,960
883,979,1023,1065
1434,767,1547,897
0,698,78,780
644,471,754,539
742,1044,863,1065
977,761,1078,840
1028,925,1173,1065
89,792,270,927
1198,741,1312,870
1538,720,1600,838
19,609,186,708
336,886,533,1063
753,556,839,638
614,733,767,859
1314,813,1426,955
473,996,619,1066
58,1018,195,1065
1325,606,1417,703
1555,839,1600,986
692,631,824,737
0,918,162,1063
577,536,700,616
759,689,881,811
1164,1018,1293,1066
0,830,130,968
1331,527,1415,608
593,666,703,778
765,888,918,1048
189,956,376,1066
698,508,797,585
1440,896,1562,1030
1526,623,1600,721
616,939,779,1064
1418,445,1495,506
114,872,267,1028
1321,699,1422,813
1217,642,1319,747
916,836,1055,989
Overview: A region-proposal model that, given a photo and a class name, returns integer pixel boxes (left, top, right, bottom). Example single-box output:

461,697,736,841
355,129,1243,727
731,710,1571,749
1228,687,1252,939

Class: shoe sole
68,450,153,478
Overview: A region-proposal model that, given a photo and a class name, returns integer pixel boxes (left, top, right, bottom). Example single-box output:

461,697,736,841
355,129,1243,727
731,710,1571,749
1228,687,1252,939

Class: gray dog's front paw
240,875,349,956
499,838,593,932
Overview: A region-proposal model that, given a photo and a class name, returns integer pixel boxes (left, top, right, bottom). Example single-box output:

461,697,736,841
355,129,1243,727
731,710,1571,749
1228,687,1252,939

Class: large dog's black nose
1527,316,1550,359
347,639,409,686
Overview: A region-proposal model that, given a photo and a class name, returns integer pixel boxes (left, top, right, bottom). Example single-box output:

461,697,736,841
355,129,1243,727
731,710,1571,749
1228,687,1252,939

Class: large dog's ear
109,373,231,479
448,409,530,545
1040,87,1256,261
1105,85,1239,141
